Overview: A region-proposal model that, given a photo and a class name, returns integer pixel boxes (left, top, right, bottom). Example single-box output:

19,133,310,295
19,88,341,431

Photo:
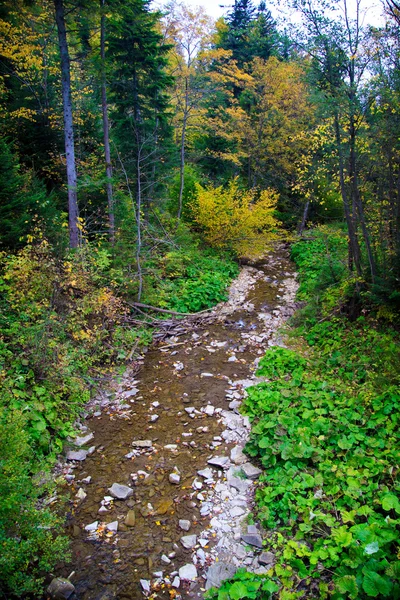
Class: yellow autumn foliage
191,179,280,258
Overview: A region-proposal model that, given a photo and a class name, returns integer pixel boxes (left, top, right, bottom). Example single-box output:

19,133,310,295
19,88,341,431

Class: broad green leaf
364,542,379,555
336,575,358,599
362,572,392,597
381,494,400,514
228,582,249,600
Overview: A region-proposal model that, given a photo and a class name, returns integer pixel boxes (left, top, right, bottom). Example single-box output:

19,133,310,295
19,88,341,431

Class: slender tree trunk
177,77,189,221
136,149,143,301
100,0,114,245
334,112,362,277
54,0,80,248
298,200,310,235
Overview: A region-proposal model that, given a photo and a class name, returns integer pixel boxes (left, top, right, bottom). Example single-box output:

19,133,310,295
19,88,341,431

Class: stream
55,245,298,600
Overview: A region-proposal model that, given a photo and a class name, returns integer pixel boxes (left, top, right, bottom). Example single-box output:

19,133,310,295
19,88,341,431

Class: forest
0,0,399,597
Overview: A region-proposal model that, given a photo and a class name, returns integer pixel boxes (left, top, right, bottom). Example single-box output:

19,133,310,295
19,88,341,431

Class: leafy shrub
0,410,69,596
142,246,239,313
190,178,281,258
205,568,280,600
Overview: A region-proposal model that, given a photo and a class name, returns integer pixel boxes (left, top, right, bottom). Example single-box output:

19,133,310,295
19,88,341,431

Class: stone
227,468,250,494
132,440,152,448
164,444,178,451
81,476,91,484
75,487,87,502
241,533,263,548
66,450,87,461
241,463,262,480
172,576,180,588
84,521,98,532
207,456,230,469
74,432,94,447
150,414,159,422
47,578,75,600
230,506,245,518
98,506,108,514
140,579,150,593
247,525,259,534
198,467,214,479
106,521,118,532
179,564,198,581
108,483,134,500
204,405,215,416
179,519,191,531
169,472,181,485
230,446,247,465
185,407,195,414
180,534,197,549
205,563,236,590
123,388,139,398
161,554,171,564
124,510,136,527
259,551,275,566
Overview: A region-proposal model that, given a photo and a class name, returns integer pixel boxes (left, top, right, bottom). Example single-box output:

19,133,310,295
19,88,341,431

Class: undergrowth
0,224,238,597
206,225,400,599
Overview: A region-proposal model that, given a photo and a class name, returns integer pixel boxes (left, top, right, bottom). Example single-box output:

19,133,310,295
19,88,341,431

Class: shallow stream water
55,246,298,600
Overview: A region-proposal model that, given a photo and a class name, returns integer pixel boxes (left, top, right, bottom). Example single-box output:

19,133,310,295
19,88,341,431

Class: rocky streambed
52,245,298,600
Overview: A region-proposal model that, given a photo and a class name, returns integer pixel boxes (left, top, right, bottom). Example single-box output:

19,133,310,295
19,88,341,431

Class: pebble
179,563,198,581
241,462,262,479
161,554,171,564
259,551,275,566
98,506,108,514
207,456,230,469
108,483,134,500
73,432,94,447
180,534,197,549
172,576,180,588
47,577,75,600
179,519,191,531
140,579,150,593
125,510,136,527
230,446,247,465
241,533,263,548
66,450,87,461
169,472,181,485
81,476,91,484
132,440,153,448
106,521,118,532
84,521,98,532
204,405,215,416
75,488,87,501
197,467,213,479
150,414,159,422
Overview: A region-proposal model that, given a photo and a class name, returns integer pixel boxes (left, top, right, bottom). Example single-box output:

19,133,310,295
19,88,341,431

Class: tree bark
334,112,362,277
54,0,80,248
100,0,115,245
298,200,310,235
177,77,189,220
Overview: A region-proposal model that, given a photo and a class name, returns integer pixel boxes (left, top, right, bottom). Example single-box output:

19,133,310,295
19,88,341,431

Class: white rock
84,521,98,532
169,472,181,485
161,554,171,564
172,576,180,588
75,488,87,502
204,405,215,416
140,579,150,593
179,564,198,581
108,483,134,500
180,534,197,549
106,521,118,532
179,519,191,531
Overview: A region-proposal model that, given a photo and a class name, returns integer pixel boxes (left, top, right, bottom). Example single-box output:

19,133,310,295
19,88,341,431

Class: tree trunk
136,149,143,301
54,0,80,248
100,0,115,245
177,77,189,221
334,112,362,277
298,200,310,235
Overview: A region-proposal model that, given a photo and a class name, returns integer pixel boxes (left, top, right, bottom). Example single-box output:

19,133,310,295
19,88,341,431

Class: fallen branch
127,301,213,317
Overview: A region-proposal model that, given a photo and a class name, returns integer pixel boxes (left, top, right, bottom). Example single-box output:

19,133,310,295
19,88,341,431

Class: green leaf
364,542,379,555
228,582,249,600
262,580,280,594
362,572,392,597
381,494,400,514
336,575,358,599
